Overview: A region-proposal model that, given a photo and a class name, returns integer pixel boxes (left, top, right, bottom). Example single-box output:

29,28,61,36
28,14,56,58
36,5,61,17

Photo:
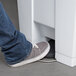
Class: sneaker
10,42,50,67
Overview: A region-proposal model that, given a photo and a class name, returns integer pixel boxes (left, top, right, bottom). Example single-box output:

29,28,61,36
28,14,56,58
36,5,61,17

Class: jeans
0,3,32,65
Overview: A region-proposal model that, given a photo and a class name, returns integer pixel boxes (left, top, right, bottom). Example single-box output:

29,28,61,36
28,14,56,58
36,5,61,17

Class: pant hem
7,44,32,65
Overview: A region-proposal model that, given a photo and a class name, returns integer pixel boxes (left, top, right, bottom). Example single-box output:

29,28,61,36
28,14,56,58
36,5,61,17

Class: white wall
56,0,76,67
17,0,32,42
17,0,55,43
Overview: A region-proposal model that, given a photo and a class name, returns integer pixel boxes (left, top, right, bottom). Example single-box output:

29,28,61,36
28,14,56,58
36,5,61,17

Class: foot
10,42,50,67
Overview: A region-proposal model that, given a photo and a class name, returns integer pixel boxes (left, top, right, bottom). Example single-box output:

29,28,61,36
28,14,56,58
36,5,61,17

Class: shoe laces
33,43,39,48
33,43,41,54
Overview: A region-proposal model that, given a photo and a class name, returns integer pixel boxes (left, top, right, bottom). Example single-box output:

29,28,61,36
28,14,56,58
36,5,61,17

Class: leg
0,3,50,67
0,2,32,65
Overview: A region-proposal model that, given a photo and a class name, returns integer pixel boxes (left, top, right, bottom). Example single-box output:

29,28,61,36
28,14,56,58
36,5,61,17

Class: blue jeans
0,3,32,65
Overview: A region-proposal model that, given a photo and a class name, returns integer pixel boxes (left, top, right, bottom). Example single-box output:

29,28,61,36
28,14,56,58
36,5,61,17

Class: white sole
10,42,50,67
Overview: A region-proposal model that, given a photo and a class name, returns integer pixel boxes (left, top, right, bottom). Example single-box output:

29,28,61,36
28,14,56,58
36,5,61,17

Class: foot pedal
45,39,55,58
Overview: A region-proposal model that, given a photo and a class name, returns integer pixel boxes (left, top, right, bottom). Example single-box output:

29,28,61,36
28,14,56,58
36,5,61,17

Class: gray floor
0,51,76,76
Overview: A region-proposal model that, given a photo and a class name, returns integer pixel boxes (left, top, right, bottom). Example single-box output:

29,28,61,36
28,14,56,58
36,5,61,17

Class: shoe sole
10,42,50,67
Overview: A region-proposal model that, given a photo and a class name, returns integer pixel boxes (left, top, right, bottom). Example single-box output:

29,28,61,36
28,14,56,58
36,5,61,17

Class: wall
17,0,55,43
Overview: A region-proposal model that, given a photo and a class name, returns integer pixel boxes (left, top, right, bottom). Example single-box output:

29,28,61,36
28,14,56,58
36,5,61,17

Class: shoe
10,42,50,67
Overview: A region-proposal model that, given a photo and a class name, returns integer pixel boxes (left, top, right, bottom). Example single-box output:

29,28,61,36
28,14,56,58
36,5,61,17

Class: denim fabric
0,3,32,65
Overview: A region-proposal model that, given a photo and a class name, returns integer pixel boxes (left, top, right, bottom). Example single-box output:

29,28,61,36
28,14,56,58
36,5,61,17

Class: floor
0,51,76,76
